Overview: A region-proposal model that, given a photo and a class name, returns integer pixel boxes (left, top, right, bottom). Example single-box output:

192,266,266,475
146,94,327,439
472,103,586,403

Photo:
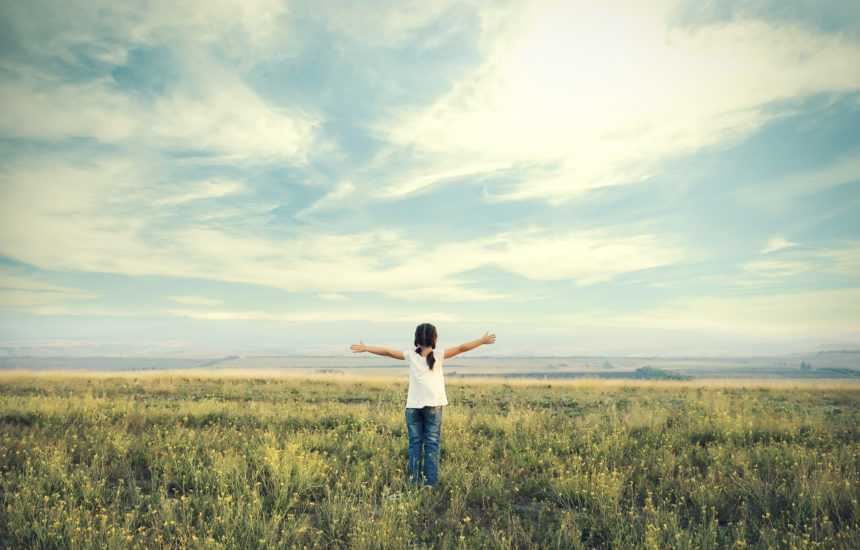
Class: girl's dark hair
414,323,438,370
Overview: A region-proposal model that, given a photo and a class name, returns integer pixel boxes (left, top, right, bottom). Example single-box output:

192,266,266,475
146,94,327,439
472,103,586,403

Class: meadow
0,372,857,549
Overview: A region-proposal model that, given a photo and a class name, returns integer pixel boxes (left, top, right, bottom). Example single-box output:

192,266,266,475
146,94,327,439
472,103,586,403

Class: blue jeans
405,406,442,486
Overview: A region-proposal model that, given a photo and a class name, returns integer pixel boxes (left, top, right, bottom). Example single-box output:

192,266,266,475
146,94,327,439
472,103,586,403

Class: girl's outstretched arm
350,341,405,360
444,331,496,359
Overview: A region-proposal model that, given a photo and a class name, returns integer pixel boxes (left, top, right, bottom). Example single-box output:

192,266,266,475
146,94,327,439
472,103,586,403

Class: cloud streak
168,295,225,307
554,287,860,336
744,242,860,279
164,308,458,324
762,237,800,254
0,160,685,300
0,274,99,308
0,71,321,165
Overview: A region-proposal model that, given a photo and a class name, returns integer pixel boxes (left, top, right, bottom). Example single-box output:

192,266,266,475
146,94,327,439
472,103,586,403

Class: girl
350,324,496,487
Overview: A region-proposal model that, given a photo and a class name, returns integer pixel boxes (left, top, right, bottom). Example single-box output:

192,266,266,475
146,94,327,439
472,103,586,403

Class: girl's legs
405,406,443,486
405,408,424,484
422,406,442,486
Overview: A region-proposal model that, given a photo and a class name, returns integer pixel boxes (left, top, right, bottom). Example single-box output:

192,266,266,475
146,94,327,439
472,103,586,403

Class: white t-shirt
404,348,449,408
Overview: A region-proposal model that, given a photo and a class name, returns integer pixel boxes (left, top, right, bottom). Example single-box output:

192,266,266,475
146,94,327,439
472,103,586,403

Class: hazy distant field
1,373,858,549
2,350,859,380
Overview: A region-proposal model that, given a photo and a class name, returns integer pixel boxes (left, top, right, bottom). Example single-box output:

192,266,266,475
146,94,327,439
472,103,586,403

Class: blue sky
1,0,859,357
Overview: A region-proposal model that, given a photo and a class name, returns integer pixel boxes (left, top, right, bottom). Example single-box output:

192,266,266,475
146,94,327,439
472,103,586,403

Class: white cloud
164,308,457,323
762,237,800,254
373,1,860,202
0,0,321,165
385,286,514,303
168,295,224,307
155,181,244,207
432,229,685,286
378,161,506,200
317,293,349,301
744,260,810,278
0,72,320,165
736,151,860,213
0,159,683,300
553,287,860,337
314,0,466,48
744,242,860,279
0,289,94,308
0,274,99,307
0,160,151,274
3,0,294,69
818,244,860,276
297,182,357,218
642,288,860,335
164,309,281,321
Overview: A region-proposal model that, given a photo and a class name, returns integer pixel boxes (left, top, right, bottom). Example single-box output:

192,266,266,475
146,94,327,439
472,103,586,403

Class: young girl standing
350,323,496,487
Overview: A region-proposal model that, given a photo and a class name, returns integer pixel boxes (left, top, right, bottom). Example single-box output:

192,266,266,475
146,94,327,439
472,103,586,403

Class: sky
1,0,859,357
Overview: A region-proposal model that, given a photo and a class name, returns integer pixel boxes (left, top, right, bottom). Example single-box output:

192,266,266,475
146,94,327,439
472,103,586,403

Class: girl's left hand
350,341,366,353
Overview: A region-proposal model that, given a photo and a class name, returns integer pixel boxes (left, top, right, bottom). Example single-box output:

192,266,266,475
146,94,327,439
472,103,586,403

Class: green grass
1,373,858,549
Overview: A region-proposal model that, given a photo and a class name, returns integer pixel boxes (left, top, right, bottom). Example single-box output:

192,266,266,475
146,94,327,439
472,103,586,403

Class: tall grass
1,373,857,548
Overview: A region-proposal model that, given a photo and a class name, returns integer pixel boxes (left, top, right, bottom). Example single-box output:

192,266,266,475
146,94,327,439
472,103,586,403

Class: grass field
1,372,858,549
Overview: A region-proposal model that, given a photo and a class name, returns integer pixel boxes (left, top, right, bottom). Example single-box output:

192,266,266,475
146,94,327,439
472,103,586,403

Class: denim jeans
405,406,442,486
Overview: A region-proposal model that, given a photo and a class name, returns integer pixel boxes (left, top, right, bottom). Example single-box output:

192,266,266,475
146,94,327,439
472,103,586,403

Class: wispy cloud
165,308,457,323
743,259,811,278
0,274,99,307
384,286,514,303
0,72,321,165
155,181,244,207
3,0,292,59
744,242,860,279
0,161,685,301
643,288,860,335
0,0,322,166
317,293,349,301
297,182,356,218
372,2,860,202
433,229,685,286
818,244,860,275
762,237,800,254
555,287,860,336
737,150,860,213
167,295,224,307
314,0,466,47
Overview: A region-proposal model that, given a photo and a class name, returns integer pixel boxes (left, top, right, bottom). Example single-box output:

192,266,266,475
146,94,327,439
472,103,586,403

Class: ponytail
413,323,438,370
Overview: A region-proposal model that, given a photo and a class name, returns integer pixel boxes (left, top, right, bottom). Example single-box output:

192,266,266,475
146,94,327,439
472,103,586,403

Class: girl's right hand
350,341,366,353
482,332,496,345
